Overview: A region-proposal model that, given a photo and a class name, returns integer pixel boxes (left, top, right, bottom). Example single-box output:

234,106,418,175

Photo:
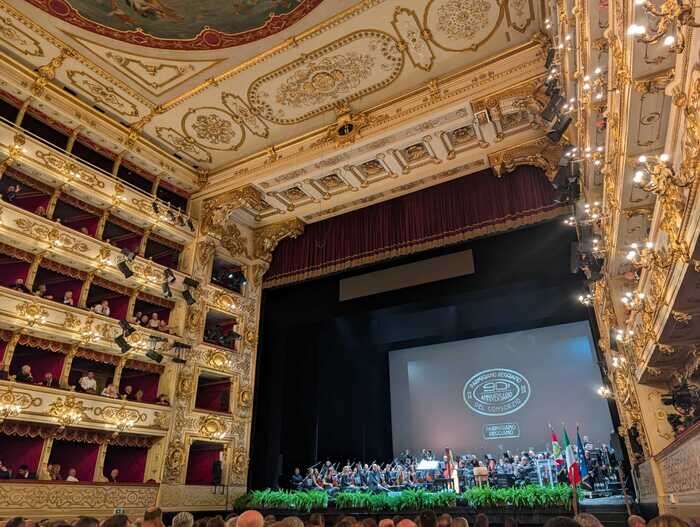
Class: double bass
443,448,461,493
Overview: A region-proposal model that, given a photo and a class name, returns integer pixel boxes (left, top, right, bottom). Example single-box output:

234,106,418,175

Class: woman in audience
122,385,135,401
158,319,171,334
63,290,74,306
135,389,144,402
148,312,160,329
34,205,47,217
65,467,79,482
156,393,170,406
92,299,111,317
34,283,53,300
140,314,150,327
77,371,97,393
101,383,119,399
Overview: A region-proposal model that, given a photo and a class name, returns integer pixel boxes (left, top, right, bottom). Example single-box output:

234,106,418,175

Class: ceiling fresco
24,0,325,49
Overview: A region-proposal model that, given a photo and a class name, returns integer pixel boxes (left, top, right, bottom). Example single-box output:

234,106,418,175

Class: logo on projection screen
463,368,531,416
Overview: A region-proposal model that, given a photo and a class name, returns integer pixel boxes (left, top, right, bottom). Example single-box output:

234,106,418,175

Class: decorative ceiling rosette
424,0,505,52
181,108,245,152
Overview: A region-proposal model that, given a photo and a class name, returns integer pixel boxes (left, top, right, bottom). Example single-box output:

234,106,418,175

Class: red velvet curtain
266,166,563,286
104,445,147,483
0,434,44,476
10,345,65,380
195,380,231,413
186,445,222,485
48,440,99,482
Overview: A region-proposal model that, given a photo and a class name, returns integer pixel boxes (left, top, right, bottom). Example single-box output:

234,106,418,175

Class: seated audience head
238,511,264,527
545,518,582,527
378,521,394,527
110,468,119,480
21,365,31,375
309,514,324,527
419,512,437,527
280,518,303,527
575,513,604,527
67,467,77,478
74,518,99,527
452,519,469,527
102,515,130,527
144,508,162,521
17,465,30,477
226,516,239,527
362,520,377,527
474,515,489,527
397,521,417,527
648,516,689,527
206,518,225,527
172,513,194,527
628,517,647,527
438,516,452,527
6,518,26,527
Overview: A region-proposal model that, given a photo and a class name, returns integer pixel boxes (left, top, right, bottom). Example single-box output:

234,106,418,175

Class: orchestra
291,442,619,493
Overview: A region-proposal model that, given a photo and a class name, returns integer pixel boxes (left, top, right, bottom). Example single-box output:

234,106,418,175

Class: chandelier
48,396,87,428
629,0,700,54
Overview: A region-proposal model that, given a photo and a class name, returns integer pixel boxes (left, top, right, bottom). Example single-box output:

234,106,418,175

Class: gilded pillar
59,345,78,386
66,127,81,154
95,210,109,241
112,356,127,388
1,332,21,371
138,228,152,257
112,151,125,178
37,436,54,481
25,253,43,291
78,273,94,309
93,442,108,482
127,289,139,321
151,175,161,196
46,189,61,220
14,99,31,127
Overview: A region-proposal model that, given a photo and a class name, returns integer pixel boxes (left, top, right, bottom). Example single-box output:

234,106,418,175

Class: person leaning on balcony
63,290,74,306
15,364,33,383
41,372,58,388
65,467,79,482
122,385,135,401
101,383,119,399
77,371,97,393
108,467,119,483
92,300,110,317
11,278,30,294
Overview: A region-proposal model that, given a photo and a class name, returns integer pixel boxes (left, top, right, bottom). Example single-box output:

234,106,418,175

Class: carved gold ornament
425,0,503,52
199,415,228,439
212,290,238,313
163,441,186,483
230,448,248,474
16,301,49,326
391,7,435,71
221,93,269,138
488,138,563,181
48,396,87,428
182,108,244,151
14,218,89,253
0,15,44,57
206,349,231,370
94,404,147,433
0,386,41,422
35,152,106,189
67,71,140,118
238,387,251,410
253,219,305,262
155,127,212,163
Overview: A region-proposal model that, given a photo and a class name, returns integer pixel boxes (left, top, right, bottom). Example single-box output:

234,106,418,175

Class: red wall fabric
119,370,159,403
63,216,99,237
186,445,222,485
13,194,50,215
49,440,99,482
1,262,30,286
104,445,147,483
0,434,44,475
44,278,82,306
266,166,560,285
10,345,65,380
195,380,231,413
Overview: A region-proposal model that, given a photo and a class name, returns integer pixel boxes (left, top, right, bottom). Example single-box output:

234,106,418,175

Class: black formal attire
15,372,33,383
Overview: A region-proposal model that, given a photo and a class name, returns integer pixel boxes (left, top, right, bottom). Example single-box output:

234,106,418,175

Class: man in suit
15,365,33,383
16,465,36,480
41,372,58,388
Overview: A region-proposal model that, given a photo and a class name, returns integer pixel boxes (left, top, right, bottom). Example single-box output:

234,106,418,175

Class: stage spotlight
119,319,136,337
146,350,163,363
183,277,200,289
545,48,556,70
164,268,176,283
541,94,565,122
114,334,131,353
161,281,172,298
182,289,196,306
547,114,573,143
544,81,559,97
117,260,133,279
171,341,191,364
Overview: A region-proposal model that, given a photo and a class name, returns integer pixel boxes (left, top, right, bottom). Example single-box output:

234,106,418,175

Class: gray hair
172,512,194,527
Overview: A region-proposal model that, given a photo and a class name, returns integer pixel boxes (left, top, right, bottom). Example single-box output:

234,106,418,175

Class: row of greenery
234,486,573,513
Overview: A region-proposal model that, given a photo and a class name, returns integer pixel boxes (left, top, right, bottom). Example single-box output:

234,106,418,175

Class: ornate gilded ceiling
0,0,546,173
25,0,324,49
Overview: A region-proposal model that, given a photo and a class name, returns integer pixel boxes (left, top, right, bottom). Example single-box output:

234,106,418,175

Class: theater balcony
0,201,189,303
203,309,242,352
0,117,196,246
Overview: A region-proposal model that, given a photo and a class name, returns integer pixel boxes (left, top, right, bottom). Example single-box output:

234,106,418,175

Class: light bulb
594,67,602,74
663,35,676,47
638,155,647,163
660,153,670,162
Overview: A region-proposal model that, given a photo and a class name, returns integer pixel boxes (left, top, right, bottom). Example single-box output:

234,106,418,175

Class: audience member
172,513,194,527
362,519,378,527
544,519,581,527
41,372,57,388
101,383,119,398
628,517,647,527
16,464,35,480
108,468,120,483
47,463,62,481
648,516,689,527
473,515,489,527
378,521,394,527
62,291,74,306
148,312,160,329
15,364,33,383
65,468,79,482
135,389,144,402
102,515,130,527
6,518,26,527
309,514,324,527
122,385,135,401
140,314,150,327
92,300,110,317
77,371,97,393
74,518,99,527
451,519,469,527
156,394,169,405
237,511,264,527
397,520,416,527
34,205,47,217
207,518,226,527
437,515,452,527
419,512,437,527
0,459,10,479
144,508,162,522
33,284,53,300
574,513,604,527
80,227,90,235
5,184,21,202
11,278,30,293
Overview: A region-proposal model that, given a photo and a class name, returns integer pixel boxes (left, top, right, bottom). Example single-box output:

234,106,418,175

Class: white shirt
93,304,110,316
79,376,97,391
66,475,79,482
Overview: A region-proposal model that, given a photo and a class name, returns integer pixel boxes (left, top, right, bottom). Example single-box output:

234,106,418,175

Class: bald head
238,511,264,527
397,521,417,527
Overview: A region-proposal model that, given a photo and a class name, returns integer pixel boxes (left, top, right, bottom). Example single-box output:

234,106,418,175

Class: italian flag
563,426,581,484
550,425,564,465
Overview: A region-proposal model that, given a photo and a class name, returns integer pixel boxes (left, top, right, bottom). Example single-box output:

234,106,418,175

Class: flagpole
571,479,579,515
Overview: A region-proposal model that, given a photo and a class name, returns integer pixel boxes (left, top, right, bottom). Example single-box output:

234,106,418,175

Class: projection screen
388,321,614,456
